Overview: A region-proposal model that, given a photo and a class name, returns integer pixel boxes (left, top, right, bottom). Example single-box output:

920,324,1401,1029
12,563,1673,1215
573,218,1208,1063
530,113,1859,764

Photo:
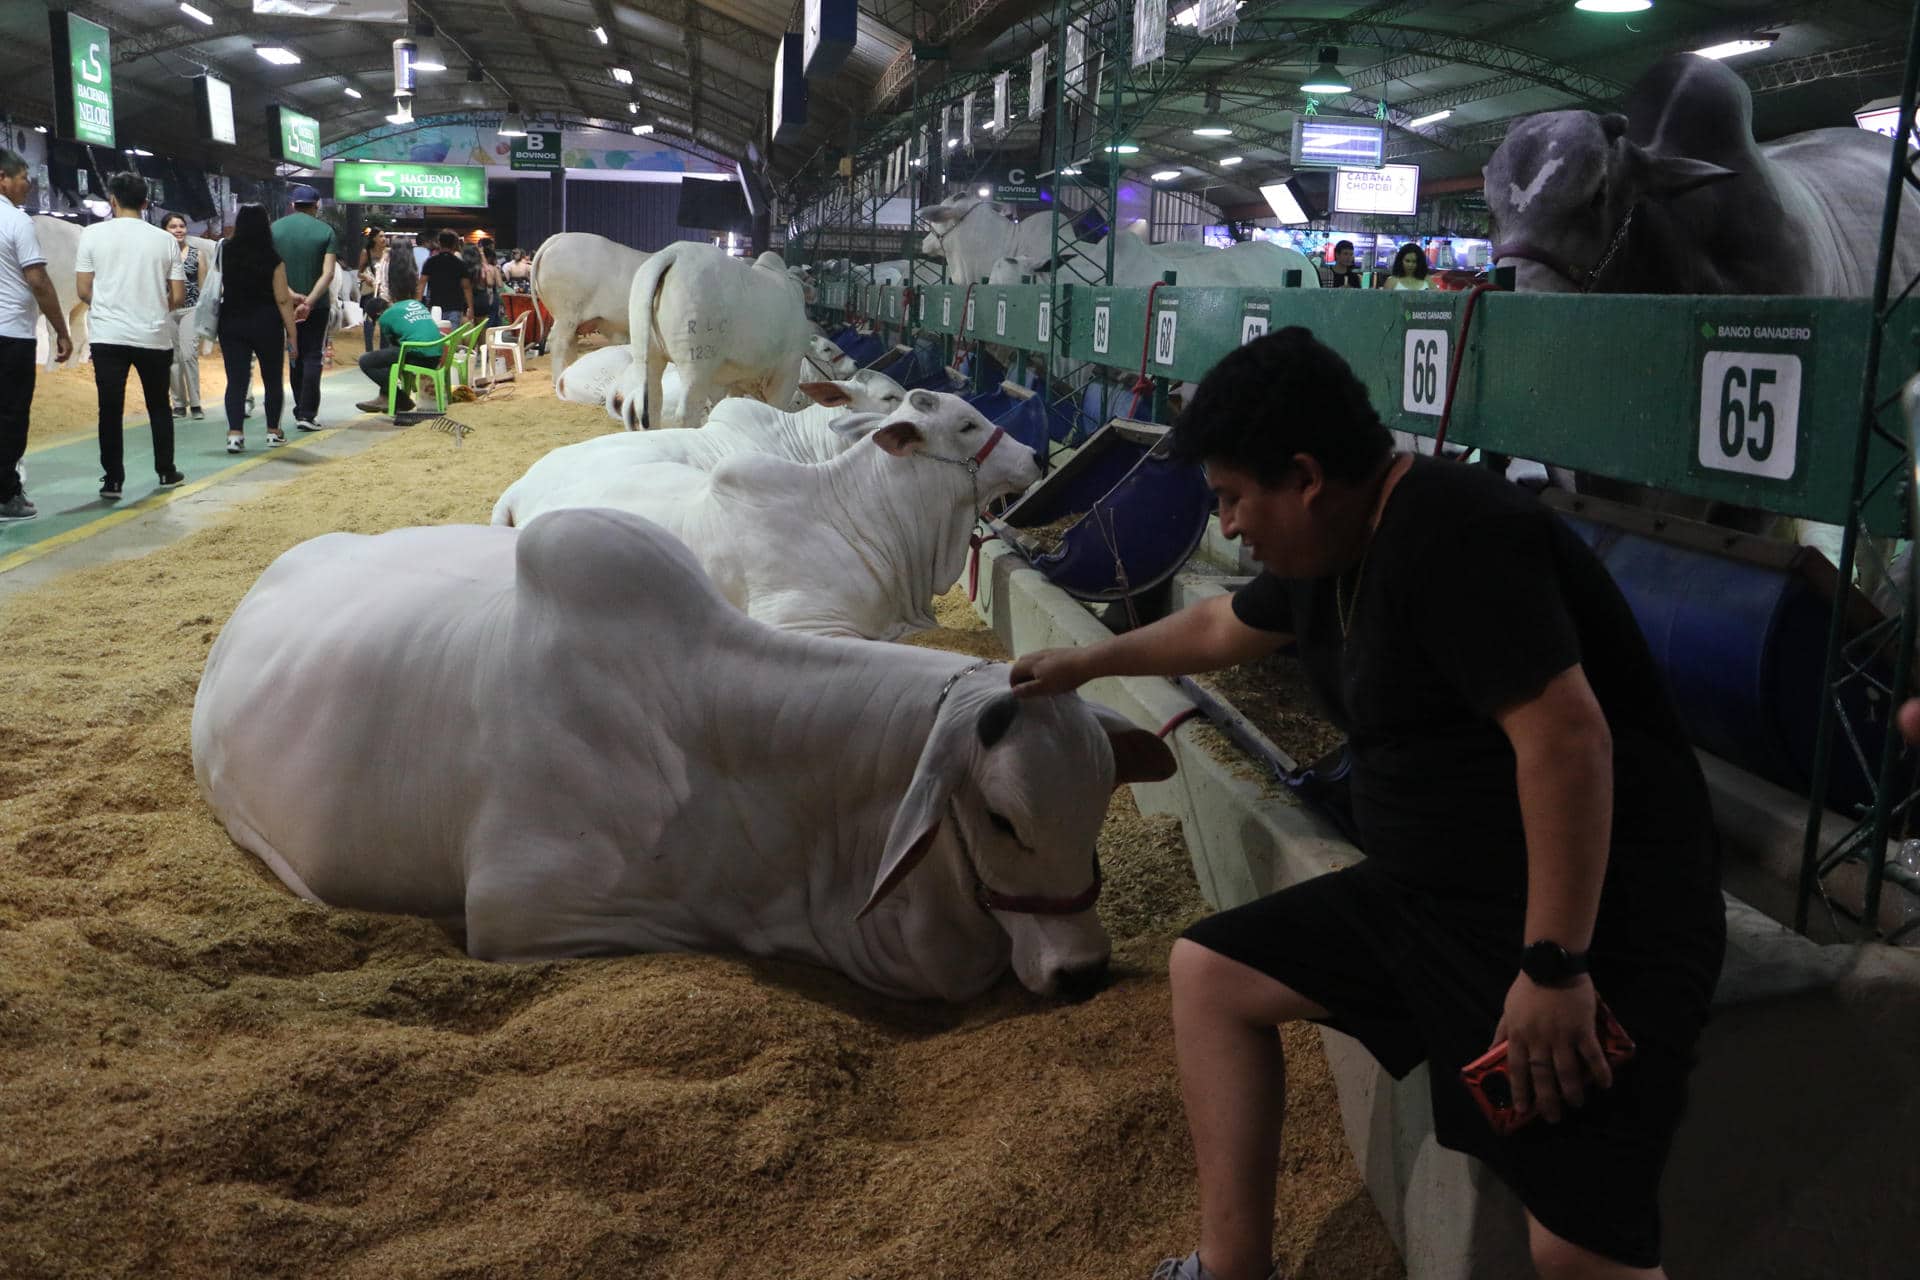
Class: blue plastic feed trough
990,418,1213,602
832,329,887,367
965,385,1080,457
1549,495,1910,814
866,340,965,392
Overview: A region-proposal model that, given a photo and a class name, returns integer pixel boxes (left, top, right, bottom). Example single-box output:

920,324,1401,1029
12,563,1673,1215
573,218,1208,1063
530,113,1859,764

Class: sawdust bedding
0,360,1401,1279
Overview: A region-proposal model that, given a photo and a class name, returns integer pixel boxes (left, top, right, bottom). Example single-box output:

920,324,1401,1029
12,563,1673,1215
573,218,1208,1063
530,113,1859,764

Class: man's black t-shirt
420,252,471,309
1231,457,1719,912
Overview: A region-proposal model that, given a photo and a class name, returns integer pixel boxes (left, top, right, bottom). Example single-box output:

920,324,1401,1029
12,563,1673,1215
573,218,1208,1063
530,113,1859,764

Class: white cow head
917,195,1018,286
805,334,857,379
862,673,1177,998
796,368,907,416
865,389,1040,502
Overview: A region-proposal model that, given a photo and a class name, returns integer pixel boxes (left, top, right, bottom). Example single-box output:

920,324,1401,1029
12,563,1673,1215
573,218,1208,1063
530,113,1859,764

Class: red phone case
1458,999,1637,1137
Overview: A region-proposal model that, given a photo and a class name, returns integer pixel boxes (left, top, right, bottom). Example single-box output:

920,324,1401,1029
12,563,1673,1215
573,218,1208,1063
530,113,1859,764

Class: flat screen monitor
1260,182,1312,225
1332,163,1419,216
1290,115,1386,169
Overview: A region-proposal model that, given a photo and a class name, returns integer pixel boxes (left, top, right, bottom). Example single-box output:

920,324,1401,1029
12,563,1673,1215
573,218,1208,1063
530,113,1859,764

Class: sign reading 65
1697,352,1802,480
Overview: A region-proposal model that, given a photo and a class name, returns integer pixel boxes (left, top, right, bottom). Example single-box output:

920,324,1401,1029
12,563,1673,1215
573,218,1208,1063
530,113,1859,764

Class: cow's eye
986,810,1017,838
961,422,980,432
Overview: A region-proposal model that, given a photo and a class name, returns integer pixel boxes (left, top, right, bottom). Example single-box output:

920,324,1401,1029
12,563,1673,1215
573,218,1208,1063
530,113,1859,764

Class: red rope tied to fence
1433,282,1499,457
1156,707,1202,740
966,528,1000,602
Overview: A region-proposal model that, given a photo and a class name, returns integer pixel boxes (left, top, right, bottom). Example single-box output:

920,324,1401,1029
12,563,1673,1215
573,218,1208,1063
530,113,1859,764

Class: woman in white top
162,213,203,418
1384,242,1432,291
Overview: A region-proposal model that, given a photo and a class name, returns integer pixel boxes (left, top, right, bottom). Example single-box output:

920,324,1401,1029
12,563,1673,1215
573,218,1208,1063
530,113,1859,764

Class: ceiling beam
498,0,591,118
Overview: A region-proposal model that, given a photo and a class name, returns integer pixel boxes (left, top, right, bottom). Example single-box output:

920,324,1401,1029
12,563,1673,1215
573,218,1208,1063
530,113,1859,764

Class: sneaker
157,469,186,489
1150,1253,1279,1280
295,418,321,432
171,403,186,416
99,477,122,500
266,429,286,447
0,493,37,521
227,434,244,454
354,397,388,414
189,405,205,420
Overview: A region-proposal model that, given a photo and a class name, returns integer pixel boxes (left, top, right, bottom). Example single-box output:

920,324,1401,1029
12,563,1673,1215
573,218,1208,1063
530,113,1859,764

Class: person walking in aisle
270,184,337,433
0,148,74,521
75,171,186,500
420,231,473,325
215,205,301,453
161,213,204,419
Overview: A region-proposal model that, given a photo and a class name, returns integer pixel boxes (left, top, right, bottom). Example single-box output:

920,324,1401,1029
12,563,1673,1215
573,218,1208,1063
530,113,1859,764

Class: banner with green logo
332,161,489,208
268,106,322,168
509,130,563,172
50,11,115,147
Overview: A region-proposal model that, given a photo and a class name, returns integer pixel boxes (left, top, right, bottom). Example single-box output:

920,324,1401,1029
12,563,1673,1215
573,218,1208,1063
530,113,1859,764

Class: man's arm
308,251,336,308
1009,593,1288,697
462,275,474,314
74,270,93,306
1490,663,1616,1123
21,265,72,361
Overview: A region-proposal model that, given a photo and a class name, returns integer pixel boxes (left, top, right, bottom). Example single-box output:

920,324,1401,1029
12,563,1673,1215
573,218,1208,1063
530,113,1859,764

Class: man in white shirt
0,149,73,522
76,171,186,499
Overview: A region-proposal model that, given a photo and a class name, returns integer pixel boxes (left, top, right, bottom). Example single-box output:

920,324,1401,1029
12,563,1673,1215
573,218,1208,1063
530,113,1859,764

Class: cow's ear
907,388,941,414
859,687,977,919
1085,701,1178,785
871,421,926,455
1599,112,1629,142
828,411,886,439
1626,141,1738,199
977,694,1020,748
800,380,852,407
919,203,963,226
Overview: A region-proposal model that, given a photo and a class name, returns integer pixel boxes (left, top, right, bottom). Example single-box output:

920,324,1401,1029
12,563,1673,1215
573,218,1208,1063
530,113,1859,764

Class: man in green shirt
354,297,445,414
270,185,337,432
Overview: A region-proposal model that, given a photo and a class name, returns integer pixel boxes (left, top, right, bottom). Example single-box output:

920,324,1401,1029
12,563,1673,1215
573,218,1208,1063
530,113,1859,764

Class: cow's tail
630,246,675,432
528,240,550,357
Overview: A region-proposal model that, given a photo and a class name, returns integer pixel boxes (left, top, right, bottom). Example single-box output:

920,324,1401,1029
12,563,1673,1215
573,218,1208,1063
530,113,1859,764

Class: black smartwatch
1521,940,1590,987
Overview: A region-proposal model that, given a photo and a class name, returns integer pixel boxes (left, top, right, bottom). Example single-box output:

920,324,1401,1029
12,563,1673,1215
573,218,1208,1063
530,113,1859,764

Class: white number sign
964,297,976,331
1091,303,1111,355
1154,309,1178,365
918,292,925,321
1402,328,1450,416
1037,300,1052,344
995,299,1007,337
1698,352,1802,480
1241,315,1268,345
942,296,953,327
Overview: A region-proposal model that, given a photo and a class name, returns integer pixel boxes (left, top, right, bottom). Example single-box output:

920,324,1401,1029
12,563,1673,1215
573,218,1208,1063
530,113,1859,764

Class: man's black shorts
1183,860,1718,1270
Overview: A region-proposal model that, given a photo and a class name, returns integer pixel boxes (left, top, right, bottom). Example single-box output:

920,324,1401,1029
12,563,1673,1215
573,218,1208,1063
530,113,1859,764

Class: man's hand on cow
1493,973,1610,1125
1009,647,1092,698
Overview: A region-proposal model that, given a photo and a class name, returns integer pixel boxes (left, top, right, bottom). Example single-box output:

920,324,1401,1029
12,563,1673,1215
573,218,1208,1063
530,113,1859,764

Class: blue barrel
1560,515,1904,813
833,330,887,366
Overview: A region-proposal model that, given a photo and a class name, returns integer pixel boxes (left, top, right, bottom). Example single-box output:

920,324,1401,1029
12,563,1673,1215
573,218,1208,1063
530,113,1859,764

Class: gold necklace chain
1336,543,1373,640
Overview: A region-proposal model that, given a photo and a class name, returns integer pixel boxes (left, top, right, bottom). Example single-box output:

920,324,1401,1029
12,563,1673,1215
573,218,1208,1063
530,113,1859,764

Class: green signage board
332,160,489,208
268,106,322,168
50,11,115,148
509,129,563,172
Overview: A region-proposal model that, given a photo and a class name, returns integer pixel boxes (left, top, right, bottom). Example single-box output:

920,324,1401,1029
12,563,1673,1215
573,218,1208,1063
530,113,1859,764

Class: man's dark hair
0,148,27,180
1334,239,1354,254
437,231,459,250
107,171,148,210
1171,326,1393,486
363,295,391,319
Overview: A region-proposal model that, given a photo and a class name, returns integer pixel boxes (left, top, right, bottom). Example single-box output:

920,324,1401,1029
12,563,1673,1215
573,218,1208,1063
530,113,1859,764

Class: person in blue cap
270,184,337,433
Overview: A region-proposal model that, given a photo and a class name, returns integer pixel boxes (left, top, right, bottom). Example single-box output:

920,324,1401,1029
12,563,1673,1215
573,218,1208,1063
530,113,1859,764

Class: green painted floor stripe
0,366,376,566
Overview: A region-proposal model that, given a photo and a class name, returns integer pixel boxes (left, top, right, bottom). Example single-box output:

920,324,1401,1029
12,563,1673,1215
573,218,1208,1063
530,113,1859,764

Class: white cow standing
530,232,651,380
31,215,87,367
495,374,910,524
497,389,1039,640
623,243,811,432
916,194,1061,287
192,507,1176,1001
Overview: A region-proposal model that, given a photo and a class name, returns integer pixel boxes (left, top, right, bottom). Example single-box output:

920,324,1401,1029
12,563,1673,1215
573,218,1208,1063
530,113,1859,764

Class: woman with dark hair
161,213,203,418
383,241,418,336
477,241,503,325
1385,241,1432,291
357,226,389,354
215,203,300,451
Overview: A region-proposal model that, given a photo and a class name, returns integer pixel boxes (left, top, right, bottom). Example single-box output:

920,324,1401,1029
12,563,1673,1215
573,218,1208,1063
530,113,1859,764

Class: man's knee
1169,937,1330,1026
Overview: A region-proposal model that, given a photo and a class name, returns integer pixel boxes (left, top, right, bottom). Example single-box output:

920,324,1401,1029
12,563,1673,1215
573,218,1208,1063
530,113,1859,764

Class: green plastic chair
384,322,473,415
449,319,490,392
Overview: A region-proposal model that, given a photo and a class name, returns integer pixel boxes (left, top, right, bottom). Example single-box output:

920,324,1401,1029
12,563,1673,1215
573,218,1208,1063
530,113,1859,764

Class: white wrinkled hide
499,389,1038,640
192,508,1173,1001
30,215,89,367
530,232,651,379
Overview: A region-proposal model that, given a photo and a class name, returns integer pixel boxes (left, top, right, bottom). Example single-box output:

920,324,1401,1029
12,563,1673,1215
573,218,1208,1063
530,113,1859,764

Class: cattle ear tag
872,422,925,456
800,381,851,407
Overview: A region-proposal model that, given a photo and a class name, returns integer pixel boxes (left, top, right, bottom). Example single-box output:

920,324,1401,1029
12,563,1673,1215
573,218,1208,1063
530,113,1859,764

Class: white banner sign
993,71,1010,134
962,93,973,150
1196,0,1240,36
252,0,407,18
1066,23,1088,96
1133,0,1168,66
1029,47,1046,120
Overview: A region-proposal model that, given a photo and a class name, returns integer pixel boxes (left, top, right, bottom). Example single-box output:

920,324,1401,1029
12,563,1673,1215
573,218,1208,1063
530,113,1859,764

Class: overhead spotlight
254,46,301,66
33,125,48,134
459,65,488,108
1060,165,1083,176
1219,155,1243,166
127,148,153,157
1573,0,1652,11
1407,109,1453,128
591,25,609,45
1193,125,1234,137
632,124,654,135
610,66,634,85
343,86,363,99
1194,89,1233,137
1694,33,1777,59
1301,48,1350,95
947,138,959,149
1103,142,1140,154
1150,170,1181,182
387,96,414,126
498,103,528,137
977,185,991,197
411,23,447,72
179,3,214,25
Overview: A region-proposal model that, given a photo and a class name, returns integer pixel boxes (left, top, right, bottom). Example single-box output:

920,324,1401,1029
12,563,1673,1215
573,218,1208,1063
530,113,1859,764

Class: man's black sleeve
1232,571,1295,635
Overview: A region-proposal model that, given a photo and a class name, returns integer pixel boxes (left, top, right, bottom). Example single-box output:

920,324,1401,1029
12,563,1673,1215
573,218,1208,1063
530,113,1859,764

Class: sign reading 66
1697,352,1802,480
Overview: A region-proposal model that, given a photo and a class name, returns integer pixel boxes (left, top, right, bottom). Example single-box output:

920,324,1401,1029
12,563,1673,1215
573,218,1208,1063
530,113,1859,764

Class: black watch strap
1522,940,1590,985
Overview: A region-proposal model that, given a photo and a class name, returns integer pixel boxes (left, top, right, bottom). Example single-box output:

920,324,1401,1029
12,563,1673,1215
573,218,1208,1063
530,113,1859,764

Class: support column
547,167,566,236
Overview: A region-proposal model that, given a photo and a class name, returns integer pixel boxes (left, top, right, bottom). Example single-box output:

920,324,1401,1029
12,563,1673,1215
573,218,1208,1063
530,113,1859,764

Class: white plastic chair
482,312,530,384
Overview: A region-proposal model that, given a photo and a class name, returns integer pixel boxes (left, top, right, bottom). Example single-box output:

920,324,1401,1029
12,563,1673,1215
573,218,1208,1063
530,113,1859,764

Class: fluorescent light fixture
254,46,301,66
591,25,609,45
33,125,47,134
128,148,153,156
1301,47,1350,95
1694,34,1777,59
1407,109,1453,128
631,124,654,135
343,86,363,99
412,24,447,72
1573,0,1652,11
1104,143,1140,154
1259,181,1311,224
1060,166,1083,176
1151,170,1181,182
1193,125,1234,137
497,103,528,137
610,66,634,85
947,138,960,148
1219,155,1243,166
977,186,991,197
179,3,213,25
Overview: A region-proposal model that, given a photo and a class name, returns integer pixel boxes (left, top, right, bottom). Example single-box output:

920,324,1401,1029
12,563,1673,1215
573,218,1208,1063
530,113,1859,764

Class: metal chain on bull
1582,205,1638,293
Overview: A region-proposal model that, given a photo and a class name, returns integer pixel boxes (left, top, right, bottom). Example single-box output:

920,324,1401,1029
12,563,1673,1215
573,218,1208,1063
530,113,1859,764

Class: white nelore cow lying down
557,337,863,423
192,507,1176,1000
498,389,1039,640
500,374,909,522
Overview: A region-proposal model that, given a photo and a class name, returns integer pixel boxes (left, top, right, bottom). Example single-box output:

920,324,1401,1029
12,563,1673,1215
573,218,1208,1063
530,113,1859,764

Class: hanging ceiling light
1219,155,1243,166
590,25,609,45
343,86,363,99
386,96,414,126
1150,170,1181,182
497,102,527,137
1300,48,1351,95
631,123,654,135
458,64,488,108
610,67,634,85
628,101,641,115
1193,89,1233,137
1407,108,1453,128
1573,0,1652,12
411,23,447,72
1103,142,1140,154
254,46,301,66
1694,33,1778,60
